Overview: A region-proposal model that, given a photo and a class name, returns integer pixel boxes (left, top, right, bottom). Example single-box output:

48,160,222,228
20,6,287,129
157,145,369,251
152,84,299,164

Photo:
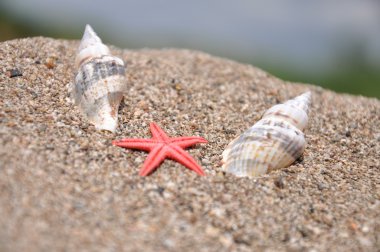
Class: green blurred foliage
0,10,77,42
1,13,379,99
264,38,380,98
260,61,380,99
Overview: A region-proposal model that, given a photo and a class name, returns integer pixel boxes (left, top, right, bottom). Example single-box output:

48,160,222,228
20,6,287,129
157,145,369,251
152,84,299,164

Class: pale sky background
1,0,380,93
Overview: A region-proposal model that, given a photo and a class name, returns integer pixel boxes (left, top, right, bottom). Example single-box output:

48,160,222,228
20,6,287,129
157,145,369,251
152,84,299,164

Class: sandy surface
0,37,379,251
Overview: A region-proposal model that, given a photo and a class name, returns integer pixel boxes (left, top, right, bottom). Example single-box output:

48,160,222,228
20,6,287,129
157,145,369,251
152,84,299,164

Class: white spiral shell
72,24,126,132
222,92,311,177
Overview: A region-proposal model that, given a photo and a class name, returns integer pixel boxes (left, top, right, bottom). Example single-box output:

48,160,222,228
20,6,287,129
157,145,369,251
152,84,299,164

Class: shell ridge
72,25,127,132
222,92,311,177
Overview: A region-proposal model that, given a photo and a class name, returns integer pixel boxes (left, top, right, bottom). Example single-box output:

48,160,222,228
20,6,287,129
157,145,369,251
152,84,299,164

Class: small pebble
317,183,329,190
45,56,57,69
6,69,23,78
274,176,285,189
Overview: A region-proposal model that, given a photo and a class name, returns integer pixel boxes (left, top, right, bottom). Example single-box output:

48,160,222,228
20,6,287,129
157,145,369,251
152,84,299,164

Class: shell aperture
72,24,126,132
222,92,311,177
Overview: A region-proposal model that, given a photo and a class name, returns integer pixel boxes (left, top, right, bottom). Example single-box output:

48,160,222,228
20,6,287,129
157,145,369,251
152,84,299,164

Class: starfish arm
113,122,208,176
112,139,157,151
168,145,206,176
149,122,169,141
170,136,208,148
139,145,167,176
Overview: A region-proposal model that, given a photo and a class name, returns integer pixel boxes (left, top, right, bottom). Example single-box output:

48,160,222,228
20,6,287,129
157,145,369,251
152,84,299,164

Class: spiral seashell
72,24,126,132
222,92,311,177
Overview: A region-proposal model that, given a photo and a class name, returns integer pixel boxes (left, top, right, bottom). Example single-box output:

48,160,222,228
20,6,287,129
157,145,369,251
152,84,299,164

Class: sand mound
0,37,379,251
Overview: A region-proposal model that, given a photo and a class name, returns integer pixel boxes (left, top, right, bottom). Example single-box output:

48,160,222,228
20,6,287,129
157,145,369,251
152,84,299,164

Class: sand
0,37,379,251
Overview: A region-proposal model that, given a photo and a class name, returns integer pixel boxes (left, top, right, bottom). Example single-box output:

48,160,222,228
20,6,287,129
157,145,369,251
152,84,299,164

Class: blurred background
1,0,379,98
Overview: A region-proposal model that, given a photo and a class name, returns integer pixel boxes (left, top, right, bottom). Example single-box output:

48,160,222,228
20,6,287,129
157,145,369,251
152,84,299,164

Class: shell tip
303,91,312,99
95,118,117,133
79,24,102,49
82,25,100,43
289,91,312,113
84,24,94,34
302,91,312,106
75,24,110,68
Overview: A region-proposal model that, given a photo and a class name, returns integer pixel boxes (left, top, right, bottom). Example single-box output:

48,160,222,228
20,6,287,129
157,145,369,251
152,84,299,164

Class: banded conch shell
72,24,126,132
222,91,311,177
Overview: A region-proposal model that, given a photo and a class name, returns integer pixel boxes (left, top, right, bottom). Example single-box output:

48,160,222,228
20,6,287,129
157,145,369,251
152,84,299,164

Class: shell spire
222,92,312,177
75,24,110,69
72,24,126,132
286,91,311,114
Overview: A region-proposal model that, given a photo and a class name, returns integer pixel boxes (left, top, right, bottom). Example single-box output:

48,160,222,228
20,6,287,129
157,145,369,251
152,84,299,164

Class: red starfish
112,122,208,176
